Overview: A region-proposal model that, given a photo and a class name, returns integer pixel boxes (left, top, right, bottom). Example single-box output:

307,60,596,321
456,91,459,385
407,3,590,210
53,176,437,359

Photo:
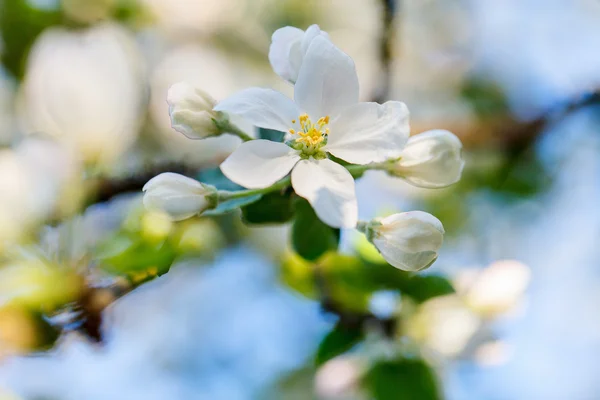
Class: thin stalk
217,162,390,203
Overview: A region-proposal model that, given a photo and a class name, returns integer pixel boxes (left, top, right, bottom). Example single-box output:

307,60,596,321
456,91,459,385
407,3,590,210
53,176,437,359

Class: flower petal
291,158,357,228
269,26,304,83
143,172,213,221
326,101,410,164
294,36,359,119
395,129,464,188
214,88,299,132
372,211,444,272
220,140,301,189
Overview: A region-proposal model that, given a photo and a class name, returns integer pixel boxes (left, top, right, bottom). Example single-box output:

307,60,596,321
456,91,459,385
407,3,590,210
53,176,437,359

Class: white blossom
142,173,216,221
19,23,144,164
393,129,464,188
269,24,330,84
364,211,444,271
167,82,219,139
216,36,409,228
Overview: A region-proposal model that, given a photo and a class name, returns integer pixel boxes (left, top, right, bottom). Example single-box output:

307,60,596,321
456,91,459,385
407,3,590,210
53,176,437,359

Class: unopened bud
167,82,220,139
142,173,217,221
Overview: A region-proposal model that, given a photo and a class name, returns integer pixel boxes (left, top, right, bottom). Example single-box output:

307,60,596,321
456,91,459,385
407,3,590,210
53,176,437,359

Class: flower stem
217,119,254,142
218,176,290,202
217,162,391,202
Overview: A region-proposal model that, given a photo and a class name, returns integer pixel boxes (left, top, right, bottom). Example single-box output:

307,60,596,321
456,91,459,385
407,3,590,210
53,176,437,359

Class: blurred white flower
407,294,481,358
392,129,464,189
456,260,531,318
269,24,329,84
19,23,144,165
167,82,219,139
218,37,409,228
314,356,364,400
362,211,444,272
0,74,16,145
0,138,81,250
142,173,216,221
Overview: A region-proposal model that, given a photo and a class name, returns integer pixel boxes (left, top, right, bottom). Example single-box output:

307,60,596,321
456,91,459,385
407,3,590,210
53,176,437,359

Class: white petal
291,158,357,228
142,173,213,221
269,25,331,84
395,129,464,188
326,101,410,164
167,82,218,139
220,140,301,189
214,88,299,132
294,36,359,119
269,26,304,83
372,211,444,272
300,24,329,54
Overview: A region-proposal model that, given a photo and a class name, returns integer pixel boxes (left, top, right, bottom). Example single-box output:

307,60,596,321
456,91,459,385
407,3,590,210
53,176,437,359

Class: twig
372,0,397,103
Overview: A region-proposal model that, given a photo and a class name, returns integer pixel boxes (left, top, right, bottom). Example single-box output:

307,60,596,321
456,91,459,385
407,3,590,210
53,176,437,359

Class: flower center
289,113,329,156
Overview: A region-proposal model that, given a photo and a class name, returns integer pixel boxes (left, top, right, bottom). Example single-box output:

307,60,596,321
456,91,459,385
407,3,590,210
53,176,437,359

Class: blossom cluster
143,25,465,272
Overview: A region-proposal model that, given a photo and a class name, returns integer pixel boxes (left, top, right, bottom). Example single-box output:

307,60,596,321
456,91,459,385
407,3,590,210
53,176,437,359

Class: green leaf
242,191,295,224
280,252,318,299
0,0,61,79
364,358,441,400
315,322,364,366
402,275,455,303
96,233,176,275
319,253,376,313
204,194,263,216
259,127,286,142
291,198,340,261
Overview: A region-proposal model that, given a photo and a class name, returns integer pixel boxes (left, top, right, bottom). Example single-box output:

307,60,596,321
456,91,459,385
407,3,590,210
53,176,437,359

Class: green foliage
96,232,176,276
242,191,295,224
461,79,509,118
292,198,340,261
281,253,319,299
399,275,455,304
364,358,441,400
281,250,455,314
258,127,286,143
0,0,61,78
315,322,364,366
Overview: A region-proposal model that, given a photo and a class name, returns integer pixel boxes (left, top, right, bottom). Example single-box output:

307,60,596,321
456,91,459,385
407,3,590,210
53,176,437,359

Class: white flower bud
167,82,219,139
362,211,444,272
393,129,464,188
142,173,216,221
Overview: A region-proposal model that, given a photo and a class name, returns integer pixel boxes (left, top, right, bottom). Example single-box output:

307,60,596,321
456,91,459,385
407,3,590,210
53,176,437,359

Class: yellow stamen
291,114,330,152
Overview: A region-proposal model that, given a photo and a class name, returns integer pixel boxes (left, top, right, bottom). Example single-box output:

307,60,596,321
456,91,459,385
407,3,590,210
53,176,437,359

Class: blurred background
0,0,599,399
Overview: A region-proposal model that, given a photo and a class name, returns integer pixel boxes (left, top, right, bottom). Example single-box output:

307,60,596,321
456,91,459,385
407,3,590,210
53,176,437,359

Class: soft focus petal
214,88,298,132
269,26,304,83
395,129,464,188
326,101,410,164
269,25,330,84
294,36,359,119
291,158,357,228
142,173,214,221
19,24,144,164
220,140,301,189
167,82,218,139
371,211,444,271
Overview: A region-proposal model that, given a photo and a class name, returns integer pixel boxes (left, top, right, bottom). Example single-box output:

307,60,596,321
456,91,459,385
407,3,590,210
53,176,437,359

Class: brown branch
371,0,397,103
